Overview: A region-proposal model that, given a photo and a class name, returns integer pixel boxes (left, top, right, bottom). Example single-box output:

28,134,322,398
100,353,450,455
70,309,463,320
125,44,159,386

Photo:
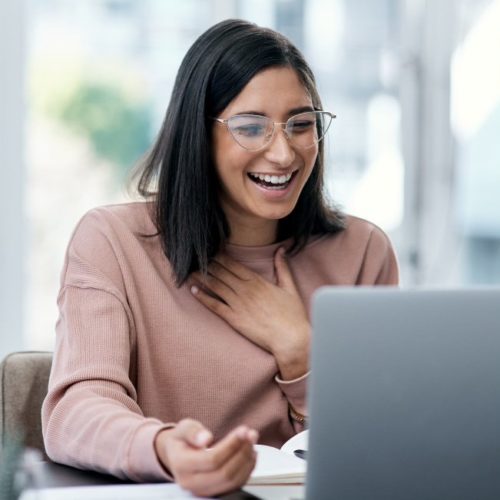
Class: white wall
0,0,26,359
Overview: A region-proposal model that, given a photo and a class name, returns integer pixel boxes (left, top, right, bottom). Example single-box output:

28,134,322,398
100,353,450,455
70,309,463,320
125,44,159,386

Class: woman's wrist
273,325,310,380
154,428,176,475
276,345,309,382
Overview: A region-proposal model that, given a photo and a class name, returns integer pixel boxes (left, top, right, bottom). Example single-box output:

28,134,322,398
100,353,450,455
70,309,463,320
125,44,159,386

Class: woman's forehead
222,66,313,117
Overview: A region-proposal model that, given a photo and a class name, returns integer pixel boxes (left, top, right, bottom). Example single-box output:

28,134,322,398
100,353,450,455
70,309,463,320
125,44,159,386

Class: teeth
249,172,293,185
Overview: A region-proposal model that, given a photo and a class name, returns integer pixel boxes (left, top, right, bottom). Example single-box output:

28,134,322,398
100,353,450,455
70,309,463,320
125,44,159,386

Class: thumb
176,418,213,448
274,247,296,291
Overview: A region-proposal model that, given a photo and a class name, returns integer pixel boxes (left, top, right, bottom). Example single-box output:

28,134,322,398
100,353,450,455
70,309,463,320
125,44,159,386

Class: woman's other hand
191,247,310,380
154,419,258,497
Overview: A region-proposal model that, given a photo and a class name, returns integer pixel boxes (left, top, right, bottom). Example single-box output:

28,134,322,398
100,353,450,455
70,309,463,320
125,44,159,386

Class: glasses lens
226,115,273,150
287,111,333,149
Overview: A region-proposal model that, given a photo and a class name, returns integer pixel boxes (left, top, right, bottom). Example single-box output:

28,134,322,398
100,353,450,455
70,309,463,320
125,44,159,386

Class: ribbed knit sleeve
41,210,172,481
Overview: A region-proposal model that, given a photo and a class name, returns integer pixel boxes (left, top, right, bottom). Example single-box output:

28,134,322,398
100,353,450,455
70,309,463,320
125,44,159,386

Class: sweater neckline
224,238,293,262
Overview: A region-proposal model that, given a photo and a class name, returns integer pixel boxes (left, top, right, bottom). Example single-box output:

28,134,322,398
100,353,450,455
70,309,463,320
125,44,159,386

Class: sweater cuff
274,370,310,415
127,421,176,482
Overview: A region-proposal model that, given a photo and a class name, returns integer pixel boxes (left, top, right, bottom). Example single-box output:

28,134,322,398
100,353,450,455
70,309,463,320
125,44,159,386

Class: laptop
306,287,500,500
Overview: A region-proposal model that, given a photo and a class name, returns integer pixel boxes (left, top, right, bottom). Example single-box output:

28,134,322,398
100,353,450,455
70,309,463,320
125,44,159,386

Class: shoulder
74,202,156,239
61,202,159,288
300,214,399,285
310,214,392,254
343,214,393,251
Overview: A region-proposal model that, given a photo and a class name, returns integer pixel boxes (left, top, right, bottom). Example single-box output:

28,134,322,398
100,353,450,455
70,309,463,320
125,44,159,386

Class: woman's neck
226,216,278,247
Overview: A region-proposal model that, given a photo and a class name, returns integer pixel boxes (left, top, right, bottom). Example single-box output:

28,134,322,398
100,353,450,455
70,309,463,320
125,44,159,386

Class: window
2,0,498,355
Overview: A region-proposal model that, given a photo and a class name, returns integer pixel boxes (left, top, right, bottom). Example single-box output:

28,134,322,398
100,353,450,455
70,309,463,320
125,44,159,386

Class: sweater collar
223,238,293,263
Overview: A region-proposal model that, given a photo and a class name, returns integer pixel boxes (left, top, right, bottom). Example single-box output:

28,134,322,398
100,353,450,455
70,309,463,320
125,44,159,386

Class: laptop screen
306,287,500,500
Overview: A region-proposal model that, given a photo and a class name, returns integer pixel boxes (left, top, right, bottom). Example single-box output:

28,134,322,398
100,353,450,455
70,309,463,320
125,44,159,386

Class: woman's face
212,66,318,240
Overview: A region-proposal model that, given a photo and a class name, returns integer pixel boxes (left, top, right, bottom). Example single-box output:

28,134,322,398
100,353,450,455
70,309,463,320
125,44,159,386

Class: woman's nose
263,126,295,167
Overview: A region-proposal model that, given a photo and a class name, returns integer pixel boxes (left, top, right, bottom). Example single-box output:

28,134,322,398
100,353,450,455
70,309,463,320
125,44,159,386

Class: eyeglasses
212,110,335,151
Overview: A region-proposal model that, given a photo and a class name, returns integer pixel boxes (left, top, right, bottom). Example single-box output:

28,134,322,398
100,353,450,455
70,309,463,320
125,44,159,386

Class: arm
42,284,173,481
42,210,258,492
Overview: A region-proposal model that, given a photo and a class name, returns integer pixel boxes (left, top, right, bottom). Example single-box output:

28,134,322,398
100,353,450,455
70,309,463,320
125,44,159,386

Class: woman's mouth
247,170,297,190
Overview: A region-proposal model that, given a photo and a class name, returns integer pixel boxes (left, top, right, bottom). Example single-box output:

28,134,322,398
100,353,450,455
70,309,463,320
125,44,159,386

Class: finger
207,260,247,291
164,421,215,478
174,418,213,448
218,440,257,488
174,426,252,478
184,436,257,496
190,273,227,303
213,254,255,280
194,270,237,301
190,426,256,474
191,284,232,319
274,246,297,291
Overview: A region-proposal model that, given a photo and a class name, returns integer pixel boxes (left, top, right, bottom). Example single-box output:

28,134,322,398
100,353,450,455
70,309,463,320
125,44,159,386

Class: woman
42,19,398,497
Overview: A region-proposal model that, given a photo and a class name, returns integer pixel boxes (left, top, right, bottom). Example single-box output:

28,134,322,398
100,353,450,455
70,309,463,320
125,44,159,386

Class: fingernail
235,426,248,439
195,430,211,446
247,429,259,443
191,285,199,295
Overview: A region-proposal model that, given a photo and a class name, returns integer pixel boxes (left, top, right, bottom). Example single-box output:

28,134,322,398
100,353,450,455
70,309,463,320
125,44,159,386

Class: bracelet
289,405,307,425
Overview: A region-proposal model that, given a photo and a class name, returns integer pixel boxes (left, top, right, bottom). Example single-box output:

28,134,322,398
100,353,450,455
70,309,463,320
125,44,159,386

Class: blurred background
1,0,499,358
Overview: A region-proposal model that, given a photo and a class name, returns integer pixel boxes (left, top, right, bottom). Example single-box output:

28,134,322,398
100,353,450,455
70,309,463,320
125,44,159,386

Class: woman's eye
289,120,315,132
234,124,266,137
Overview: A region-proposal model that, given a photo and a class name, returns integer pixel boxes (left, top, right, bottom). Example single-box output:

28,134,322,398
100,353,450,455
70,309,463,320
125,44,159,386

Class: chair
0,351,53,456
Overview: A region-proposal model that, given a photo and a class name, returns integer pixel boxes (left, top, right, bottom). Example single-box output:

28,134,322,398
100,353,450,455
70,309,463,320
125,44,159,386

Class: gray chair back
0,351,52,456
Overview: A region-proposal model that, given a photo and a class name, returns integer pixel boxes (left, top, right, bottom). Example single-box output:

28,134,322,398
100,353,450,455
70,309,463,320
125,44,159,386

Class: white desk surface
21,483,305,500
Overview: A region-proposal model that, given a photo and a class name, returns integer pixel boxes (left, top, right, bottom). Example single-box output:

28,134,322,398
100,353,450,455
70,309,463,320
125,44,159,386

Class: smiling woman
41,19,399,498
212,67,323,246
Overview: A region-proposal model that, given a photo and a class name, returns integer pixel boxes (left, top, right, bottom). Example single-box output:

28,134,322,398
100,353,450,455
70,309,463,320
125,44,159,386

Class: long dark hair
135,19,345,286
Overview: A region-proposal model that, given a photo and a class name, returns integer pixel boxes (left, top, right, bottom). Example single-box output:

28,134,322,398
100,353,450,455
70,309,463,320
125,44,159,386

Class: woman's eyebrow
288,105,315,115
234,110,267,116
233,105,315,117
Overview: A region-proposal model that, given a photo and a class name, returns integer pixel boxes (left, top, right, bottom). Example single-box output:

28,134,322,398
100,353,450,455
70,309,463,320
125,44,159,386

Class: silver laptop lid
306,287,500,500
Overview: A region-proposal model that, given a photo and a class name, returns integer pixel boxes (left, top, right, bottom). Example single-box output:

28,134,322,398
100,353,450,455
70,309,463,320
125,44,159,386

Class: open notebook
247,429,307,485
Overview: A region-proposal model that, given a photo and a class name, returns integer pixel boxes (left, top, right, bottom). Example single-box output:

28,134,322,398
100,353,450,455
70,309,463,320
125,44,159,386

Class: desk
23,461,305,500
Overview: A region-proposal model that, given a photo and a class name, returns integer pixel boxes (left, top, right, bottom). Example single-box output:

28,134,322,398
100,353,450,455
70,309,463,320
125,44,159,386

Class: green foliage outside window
56,81,152,175
31,58,153,176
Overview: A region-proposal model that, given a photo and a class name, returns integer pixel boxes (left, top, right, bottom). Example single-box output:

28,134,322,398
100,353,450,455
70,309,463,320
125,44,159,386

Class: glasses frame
212,110,336,152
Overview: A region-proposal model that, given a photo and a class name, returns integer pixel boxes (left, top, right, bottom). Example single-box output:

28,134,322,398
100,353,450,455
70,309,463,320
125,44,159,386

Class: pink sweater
42,202,399,481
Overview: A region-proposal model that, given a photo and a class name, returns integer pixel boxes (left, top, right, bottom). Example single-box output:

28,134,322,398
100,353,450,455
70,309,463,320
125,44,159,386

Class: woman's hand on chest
190,247,310,380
